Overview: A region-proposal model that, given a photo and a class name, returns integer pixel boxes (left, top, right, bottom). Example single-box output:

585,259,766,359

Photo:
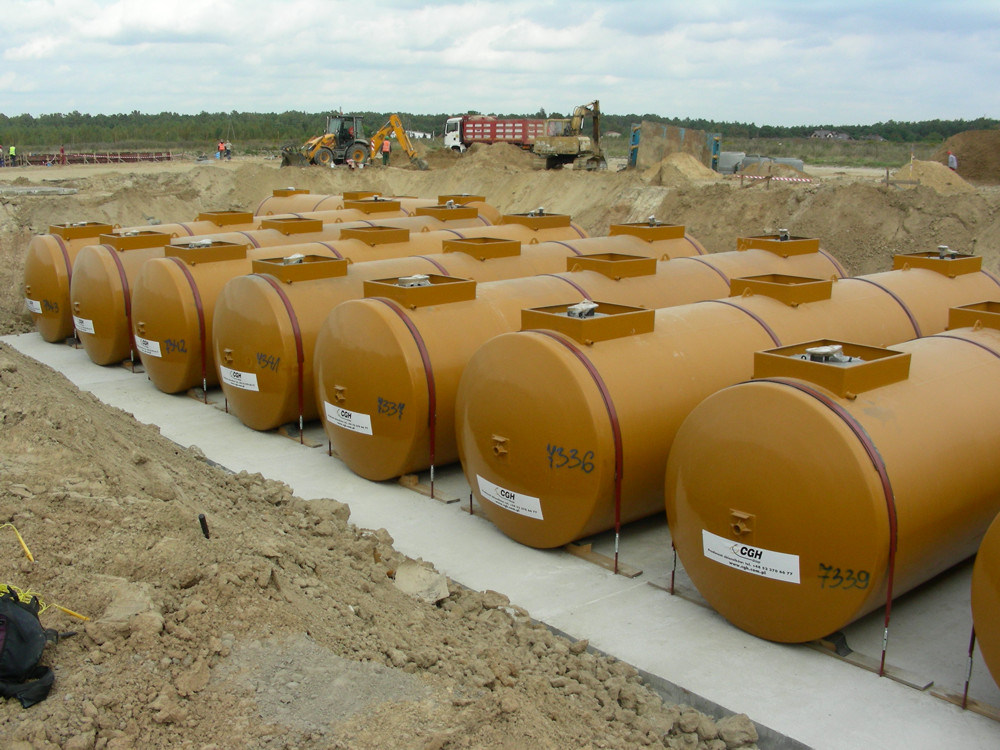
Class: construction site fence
4,152,174,167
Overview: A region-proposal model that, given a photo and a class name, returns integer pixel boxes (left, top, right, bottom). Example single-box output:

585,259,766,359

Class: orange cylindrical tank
70,232,198,365
972,510,1000,689
137,215,588,394
62,206,491,364
162,201,494,252
23,199,491,343
315,238,844,480
254,189,426,215
254,189,501,224
455,253,1000,549
666,304,1000,643
24,222,116,342
20,209,337,344
23,212,261,342
215,222,709,431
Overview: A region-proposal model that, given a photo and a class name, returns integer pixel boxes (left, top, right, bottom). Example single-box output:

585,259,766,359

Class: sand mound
461,142,541,171
420,146,462,169
740,161,811,179
935,130,1000,185
891,159,976,195
644,152,719,186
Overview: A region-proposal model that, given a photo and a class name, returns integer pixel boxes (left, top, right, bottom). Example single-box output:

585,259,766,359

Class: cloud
4,37,61,61
0,0,997,125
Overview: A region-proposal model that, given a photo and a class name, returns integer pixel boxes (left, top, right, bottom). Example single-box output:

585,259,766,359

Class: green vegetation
0,109,992,168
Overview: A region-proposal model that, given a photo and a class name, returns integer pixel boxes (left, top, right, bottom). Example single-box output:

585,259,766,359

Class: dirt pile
0,343,757,749
460,142,541,172
644,153,720,186
739,161,811,180
635,122,713,171
891,159,976,195
936,130,1000,184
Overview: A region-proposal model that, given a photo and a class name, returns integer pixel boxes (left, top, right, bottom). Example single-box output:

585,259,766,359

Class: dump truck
281,113,372,167
443,115,547,152
443,101,605,169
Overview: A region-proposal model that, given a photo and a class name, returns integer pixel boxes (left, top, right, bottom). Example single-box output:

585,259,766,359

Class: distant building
810,130,852,140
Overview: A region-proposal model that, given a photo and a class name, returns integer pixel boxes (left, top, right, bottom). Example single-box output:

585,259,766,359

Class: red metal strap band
756,377,898,675
165,257,208,395
255,274,306,440
101,245,136,357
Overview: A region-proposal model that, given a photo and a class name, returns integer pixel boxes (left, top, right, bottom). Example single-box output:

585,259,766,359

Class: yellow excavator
368,114,428,170
280,112,371,167
531,100,606,170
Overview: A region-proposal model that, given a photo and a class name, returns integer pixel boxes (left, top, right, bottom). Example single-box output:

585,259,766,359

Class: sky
2,0,998,127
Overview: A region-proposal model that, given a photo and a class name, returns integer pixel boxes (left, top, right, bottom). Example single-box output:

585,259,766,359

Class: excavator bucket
280,145,310,167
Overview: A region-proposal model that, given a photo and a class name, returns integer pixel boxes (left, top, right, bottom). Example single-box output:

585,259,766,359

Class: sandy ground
2,141,999,748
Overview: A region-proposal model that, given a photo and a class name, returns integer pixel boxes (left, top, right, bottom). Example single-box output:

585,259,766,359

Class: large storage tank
159,200,493,252
255,189,502,225
972,509,1000,689
62,204,489,365
454,252,1000,549
23,196,495,344
69,233,235,366
315,236,844,481
216,222,708,432
666,302,1000,644
23,212,258,343
136,213,588,394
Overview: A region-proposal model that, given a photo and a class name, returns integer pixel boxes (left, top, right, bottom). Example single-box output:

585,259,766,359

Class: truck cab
444,118,464,152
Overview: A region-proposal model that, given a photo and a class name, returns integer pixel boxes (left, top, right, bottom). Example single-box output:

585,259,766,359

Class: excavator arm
368,114,427,169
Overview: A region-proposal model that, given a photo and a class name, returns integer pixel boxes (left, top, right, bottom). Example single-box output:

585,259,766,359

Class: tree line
0,109,994,151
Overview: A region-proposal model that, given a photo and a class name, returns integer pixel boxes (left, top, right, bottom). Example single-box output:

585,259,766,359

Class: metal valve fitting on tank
799,344,856,364
566,300,599,318
398,274,431,287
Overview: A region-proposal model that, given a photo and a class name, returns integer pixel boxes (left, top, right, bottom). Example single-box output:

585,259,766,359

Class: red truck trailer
443,115,547,152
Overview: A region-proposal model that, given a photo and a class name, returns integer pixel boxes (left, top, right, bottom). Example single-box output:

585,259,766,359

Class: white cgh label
73,316,95,335
220,366,259,392
477,475,543,520
135,337,162,358
25,298,42,314
324,402,372,435
702,529,800,584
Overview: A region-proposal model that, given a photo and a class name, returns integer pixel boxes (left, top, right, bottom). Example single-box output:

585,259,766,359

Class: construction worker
381,137,391,166
947,150,958,171
8,144,15,167
0,144,4,167
224,140,232,160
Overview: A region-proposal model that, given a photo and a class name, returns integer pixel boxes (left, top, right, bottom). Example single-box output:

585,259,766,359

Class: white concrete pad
5,331,998,750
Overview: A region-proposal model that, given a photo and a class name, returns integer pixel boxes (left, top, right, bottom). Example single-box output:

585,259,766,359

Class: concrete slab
5,331,999,750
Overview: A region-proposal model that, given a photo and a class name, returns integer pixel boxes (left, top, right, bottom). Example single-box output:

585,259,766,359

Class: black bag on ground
0,586,57,708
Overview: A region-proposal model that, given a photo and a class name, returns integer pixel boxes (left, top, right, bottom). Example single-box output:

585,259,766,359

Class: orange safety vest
381,139,391,153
